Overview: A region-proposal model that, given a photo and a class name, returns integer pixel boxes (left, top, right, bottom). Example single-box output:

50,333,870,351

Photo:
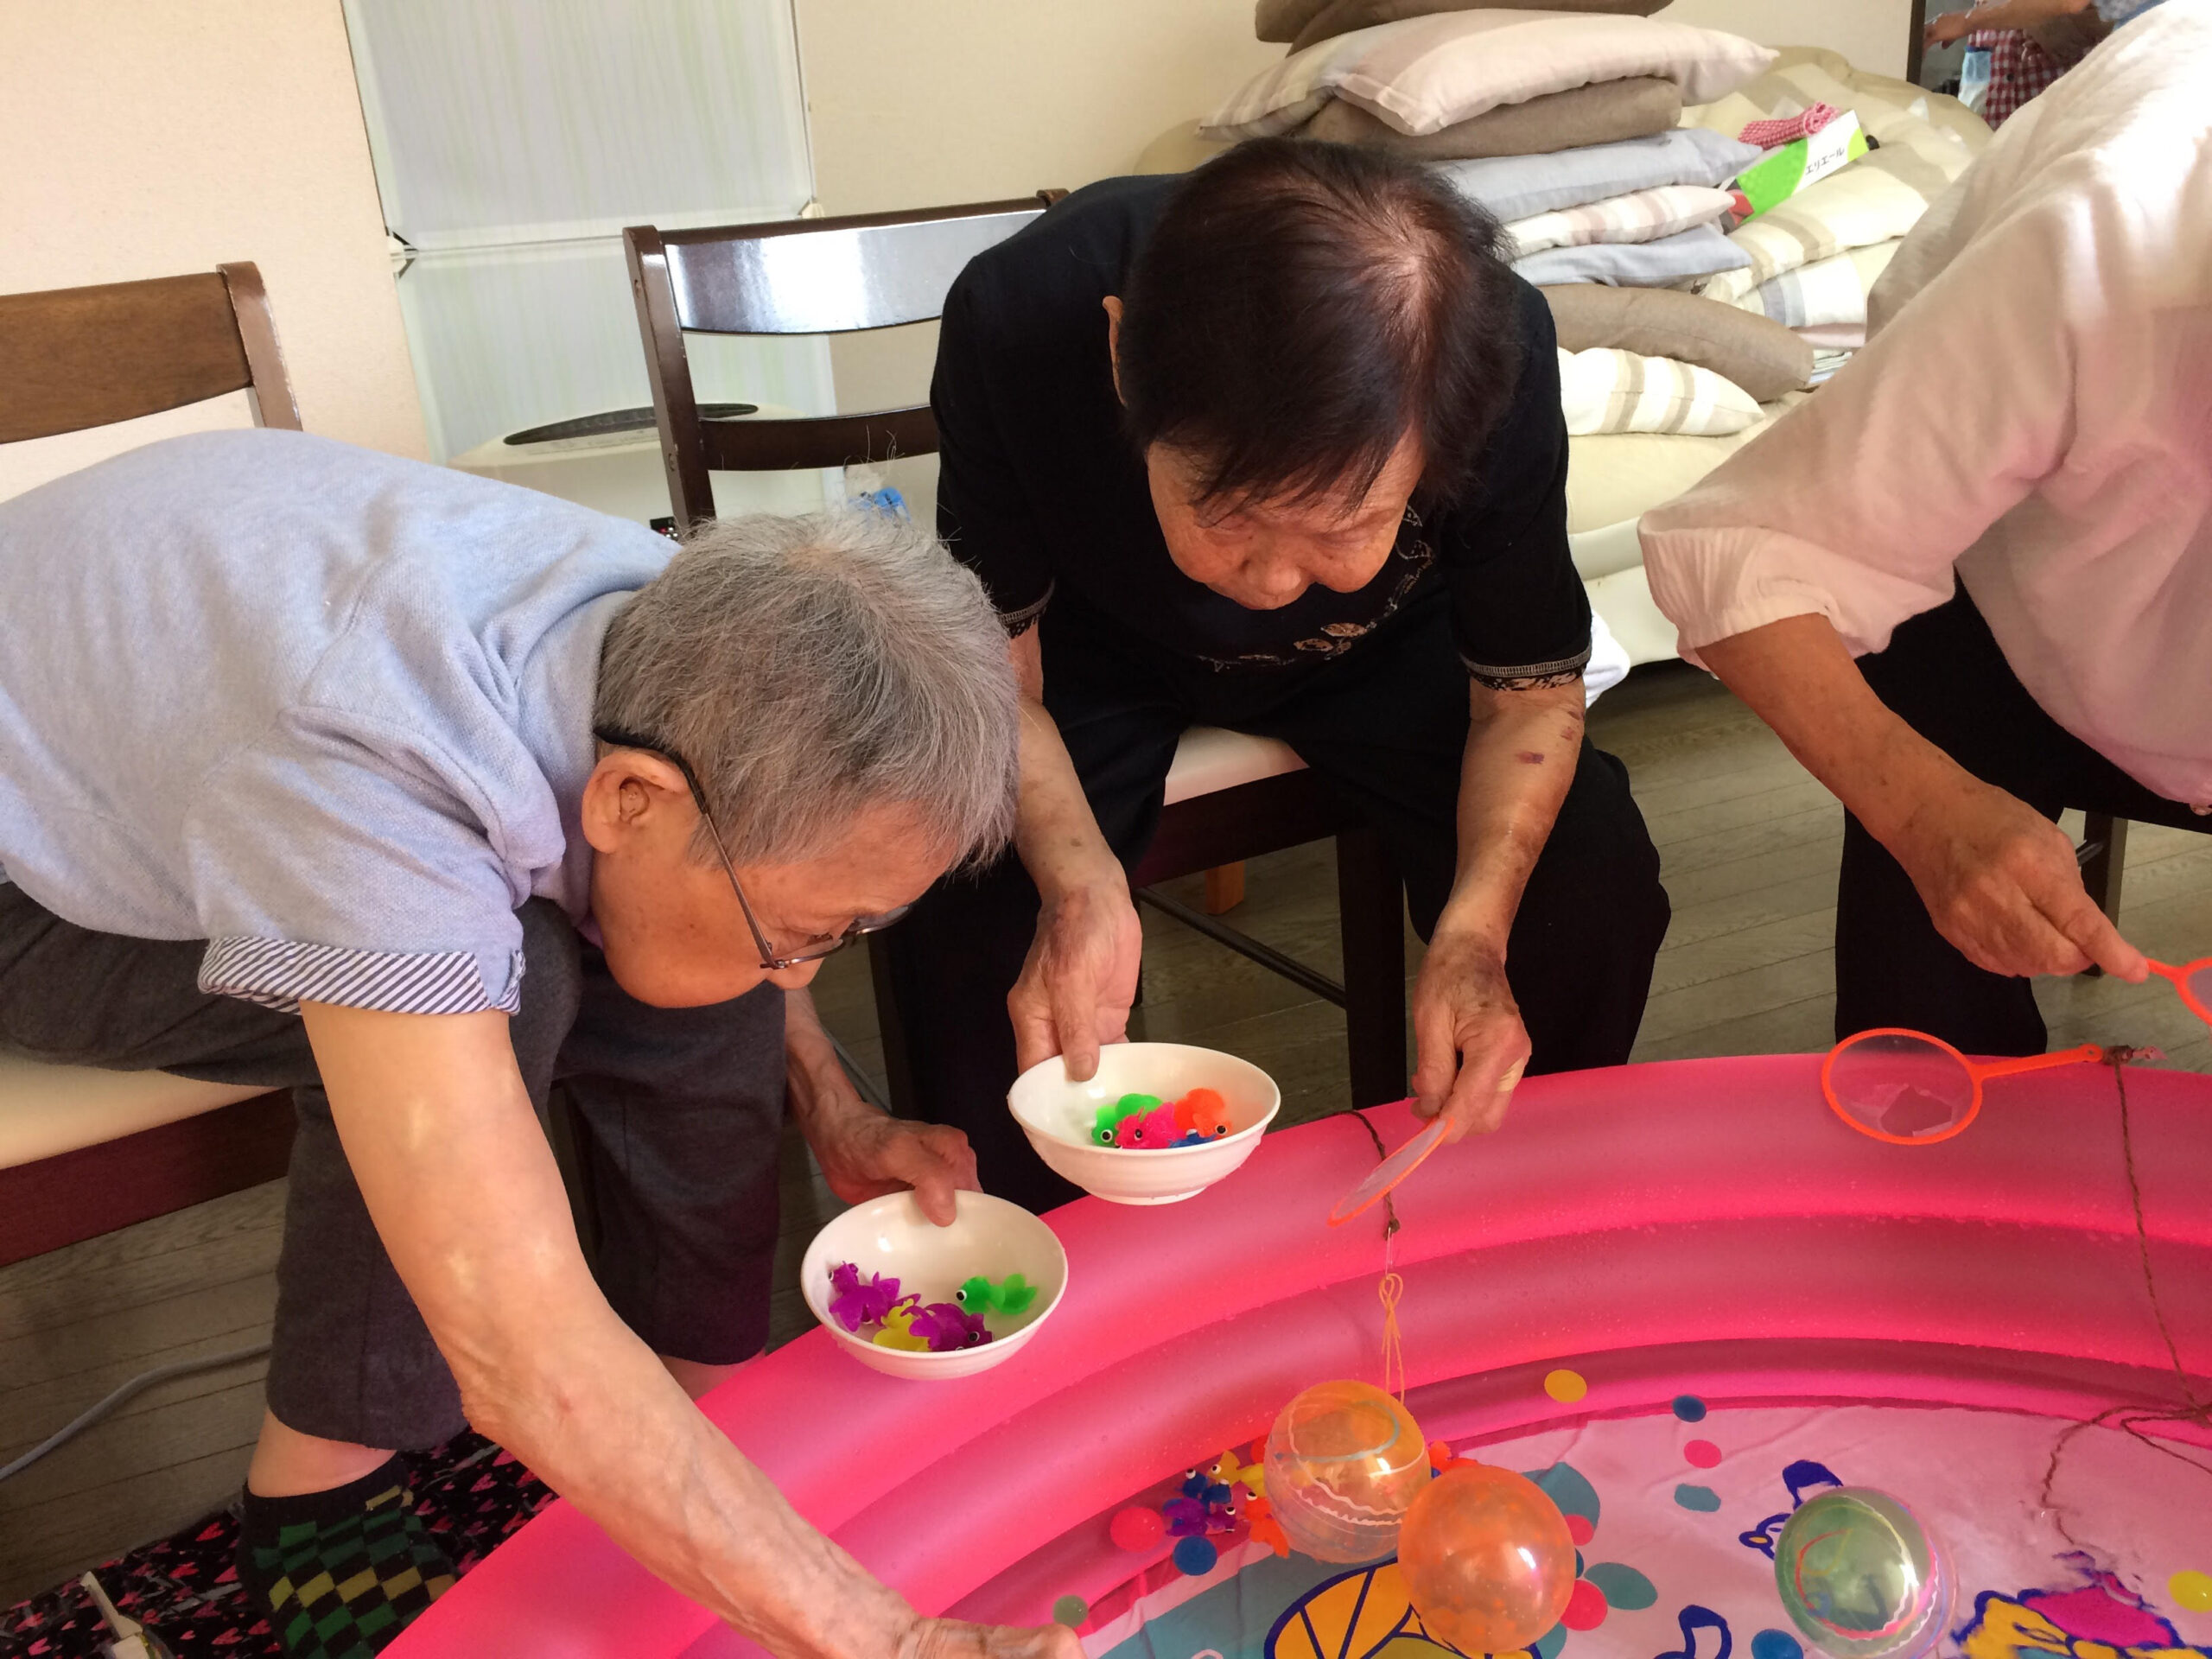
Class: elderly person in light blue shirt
0,431,1077,1659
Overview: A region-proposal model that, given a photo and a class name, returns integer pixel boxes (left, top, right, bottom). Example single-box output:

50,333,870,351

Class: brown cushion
1256,0,1332,43
1304,76,1680,160
1287,0,1670,53
1541,283,1815,403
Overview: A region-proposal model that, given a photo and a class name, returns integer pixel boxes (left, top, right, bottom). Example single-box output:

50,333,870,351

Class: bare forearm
1954,0,2089,29
1440,682,1586,945
1007,632,1121,901
301,1004,916,1657
1696,613,1966,844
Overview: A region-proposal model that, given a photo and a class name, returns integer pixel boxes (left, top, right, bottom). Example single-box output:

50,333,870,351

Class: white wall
0,2,426,501
1669,0,1914,79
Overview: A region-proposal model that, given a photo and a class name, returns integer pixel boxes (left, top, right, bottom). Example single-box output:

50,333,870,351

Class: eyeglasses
592,725,911,971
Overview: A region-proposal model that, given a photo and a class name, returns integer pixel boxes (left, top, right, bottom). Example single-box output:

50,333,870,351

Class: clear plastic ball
1775,1488,1952,1659
1262,1380,1430,1563
1399,1462,1577,1654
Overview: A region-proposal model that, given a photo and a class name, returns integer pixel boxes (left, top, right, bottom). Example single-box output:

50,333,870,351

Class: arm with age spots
1411,677,1586,1138
297,1001,1076,1659
1700,613,2146,981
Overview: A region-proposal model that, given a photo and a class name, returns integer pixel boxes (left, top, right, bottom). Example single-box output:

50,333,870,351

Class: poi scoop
1821,1028,2113,1146
1329,1115,1447,1226
2145,955,2212,1025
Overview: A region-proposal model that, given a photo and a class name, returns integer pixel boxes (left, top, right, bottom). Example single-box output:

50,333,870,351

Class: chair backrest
626,194,1062,531
0,262,300,445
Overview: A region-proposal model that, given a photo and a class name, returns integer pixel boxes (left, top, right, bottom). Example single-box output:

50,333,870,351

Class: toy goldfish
1173,1087,1235,1139
908,1301,993,1351
956,1274,1039,1317
871,1298,930,1351
1244,1493,1289,1558
828,1262,903,1332
1117,1103,1183,1149
1093,1093,1161,1146
1211,1446,1262,1497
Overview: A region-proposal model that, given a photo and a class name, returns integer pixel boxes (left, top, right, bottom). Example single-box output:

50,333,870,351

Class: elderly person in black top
884,139,1671,1210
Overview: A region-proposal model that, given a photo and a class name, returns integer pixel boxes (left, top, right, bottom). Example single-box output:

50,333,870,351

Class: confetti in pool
1052,1595,1088,1628
1565,1513,1595,1546
2174,1570,2212,1612
1545,1369,1588,1403
1751,1630,1805,1659
1674,1483,1722,1512
1684,1439,1722,1468
1672,1394,1708,1421
1561,1580,1609,1630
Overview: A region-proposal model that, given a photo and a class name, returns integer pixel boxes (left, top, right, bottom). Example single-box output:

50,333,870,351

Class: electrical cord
0,1343,270,1484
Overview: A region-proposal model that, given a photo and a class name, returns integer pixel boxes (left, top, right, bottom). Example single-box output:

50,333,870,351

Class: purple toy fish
907,1300,994,1352
1117,1103,1183,1149
827,1262,903,1332
1164,1468,1238,1535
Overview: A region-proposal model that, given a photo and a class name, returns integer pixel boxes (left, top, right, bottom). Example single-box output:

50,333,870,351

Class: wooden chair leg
1203,861,1247,915
2078,813,2128,976
868,931,921,1117
1335,825,1408,1109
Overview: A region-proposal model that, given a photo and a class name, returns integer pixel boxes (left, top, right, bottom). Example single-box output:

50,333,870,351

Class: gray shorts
0,884,785,1449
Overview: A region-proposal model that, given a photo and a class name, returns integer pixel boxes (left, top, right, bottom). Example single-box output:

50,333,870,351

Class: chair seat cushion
1164,727,1307,807
0,1051,264,1171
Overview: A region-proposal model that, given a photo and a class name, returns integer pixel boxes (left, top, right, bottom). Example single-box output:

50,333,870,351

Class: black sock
236,1457,456,1657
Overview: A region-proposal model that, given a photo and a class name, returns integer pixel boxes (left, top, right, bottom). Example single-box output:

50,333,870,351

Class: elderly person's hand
905,1617,1087,1659
1007,875,1144,1080
1925,8,1977,45
787,987,979,1224
1409,926,1531,1141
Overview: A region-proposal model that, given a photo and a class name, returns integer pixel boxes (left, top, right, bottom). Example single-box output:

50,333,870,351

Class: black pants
1837,588,2211,1053
0,887,785,1450
884,588,1671,1211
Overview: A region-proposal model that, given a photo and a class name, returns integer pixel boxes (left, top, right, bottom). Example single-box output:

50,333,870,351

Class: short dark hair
1116,137,1522,513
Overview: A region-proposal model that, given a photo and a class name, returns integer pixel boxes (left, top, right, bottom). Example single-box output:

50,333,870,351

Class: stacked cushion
1203,11,1776,139
1258,0,1669,49
1512,223,1747,288
1726,239,1899,332
1543,283,1814,401
1557,346,1763,436
1434,126,1761,219
1505,182,1734,255
1304,75,1681,159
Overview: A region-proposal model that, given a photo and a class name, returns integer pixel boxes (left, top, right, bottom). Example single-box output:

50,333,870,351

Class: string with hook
1346,1108,1409,1402
2038,1046,2212,1545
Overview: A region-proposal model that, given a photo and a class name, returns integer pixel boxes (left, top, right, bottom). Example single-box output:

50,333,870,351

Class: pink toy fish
827,1262,902,1332
907,1301,994,1352
1117,1103,1183,1149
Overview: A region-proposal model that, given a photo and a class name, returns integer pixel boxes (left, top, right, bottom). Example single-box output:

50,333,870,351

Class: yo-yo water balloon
1398,1462,1577,1655
1262,1380,1430,1563
1775,1488,1952,1659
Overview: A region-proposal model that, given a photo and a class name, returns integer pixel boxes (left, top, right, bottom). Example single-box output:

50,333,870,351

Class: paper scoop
1327,1114,1448,1227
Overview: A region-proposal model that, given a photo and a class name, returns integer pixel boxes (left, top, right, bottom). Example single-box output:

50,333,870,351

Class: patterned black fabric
0,1433,551,1659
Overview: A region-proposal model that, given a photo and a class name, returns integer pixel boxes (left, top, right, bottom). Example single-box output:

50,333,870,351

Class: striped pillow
1727,239,1901,328
1202,10,1776,139
1699,130,1974,302
1506,185,1736,257
1557,346,1764,437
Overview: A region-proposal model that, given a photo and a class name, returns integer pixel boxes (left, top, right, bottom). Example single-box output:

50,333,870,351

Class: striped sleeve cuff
1459,646,1592,691
199,938,524,1016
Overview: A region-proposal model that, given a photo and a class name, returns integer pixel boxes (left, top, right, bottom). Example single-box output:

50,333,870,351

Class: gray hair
594,508,1019,868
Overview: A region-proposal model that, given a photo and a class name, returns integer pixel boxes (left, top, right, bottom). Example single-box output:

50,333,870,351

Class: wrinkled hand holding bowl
1008,1042,1281,1205
800,1190,1067,1380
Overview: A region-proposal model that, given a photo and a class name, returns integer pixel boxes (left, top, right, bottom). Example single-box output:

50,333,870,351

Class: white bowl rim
1008,1042,1282,1157
798,1190,1069,1367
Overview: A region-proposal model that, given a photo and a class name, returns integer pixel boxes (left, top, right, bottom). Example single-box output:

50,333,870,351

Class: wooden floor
5,661,2207,1603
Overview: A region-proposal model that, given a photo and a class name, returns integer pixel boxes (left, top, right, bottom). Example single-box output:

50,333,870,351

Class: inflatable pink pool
388,1055,2212,1659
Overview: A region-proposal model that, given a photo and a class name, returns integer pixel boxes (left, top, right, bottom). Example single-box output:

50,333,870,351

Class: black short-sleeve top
931,175,1592,689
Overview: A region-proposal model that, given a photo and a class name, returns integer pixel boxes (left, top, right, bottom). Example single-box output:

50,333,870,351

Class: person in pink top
1640,0,2211,1056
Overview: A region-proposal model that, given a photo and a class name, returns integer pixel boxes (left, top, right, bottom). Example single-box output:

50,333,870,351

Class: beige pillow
1567,421,1779,532
1305,75,1679,158
1543,283,1813,402
1204,10,1777,139
1287,0,1669,53
1558,346,1764,437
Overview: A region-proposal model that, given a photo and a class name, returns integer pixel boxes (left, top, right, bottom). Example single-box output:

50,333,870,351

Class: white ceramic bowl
1007,1041,1281,1205
800,1190,1068,1380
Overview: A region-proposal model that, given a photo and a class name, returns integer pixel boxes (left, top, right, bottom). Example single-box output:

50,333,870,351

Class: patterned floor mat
0,1432,553,1658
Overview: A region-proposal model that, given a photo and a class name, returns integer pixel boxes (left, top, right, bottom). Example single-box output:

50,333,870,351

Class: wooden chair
0,263,301,1265
624,205,1409,1114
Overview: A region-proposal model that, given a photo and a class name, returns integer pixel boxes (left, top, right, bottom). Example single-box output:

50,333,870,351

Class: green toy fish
1092,1092,1161,1146
955,1273,1039,1317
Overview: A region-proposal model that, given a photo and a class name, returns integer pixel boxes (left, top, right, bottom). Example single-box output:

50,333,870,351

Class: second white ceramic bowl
1007,1041,1281,1205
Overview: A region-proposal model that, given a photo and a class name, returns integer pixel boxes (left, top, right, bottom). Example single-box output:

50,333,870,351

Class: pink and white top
1640,0,2212,813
